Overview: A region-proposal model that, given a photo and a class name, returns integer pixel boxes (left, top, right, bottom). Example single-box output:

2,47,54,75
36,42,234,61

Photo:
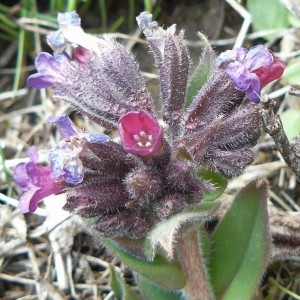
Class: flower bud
125,168,163,201
167,160,198,192
154,193,187,219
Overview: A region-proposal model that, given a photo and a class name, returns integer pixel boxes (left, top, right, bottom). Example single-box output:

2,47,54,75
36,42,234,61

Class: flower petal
253,59,285,86
27,52,67,88
245,81,261,103
18,186,40,213
215,48,248,68
83,133,110,143
57,11,81,26
243,45,273,71
226,61,253,91
47,115,79,140
49,140,84,184
13,162,31,190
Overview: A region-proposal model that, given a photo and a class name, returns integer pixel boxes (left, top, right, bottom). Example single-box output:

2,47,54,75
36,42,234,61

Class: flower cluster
14,11,284,238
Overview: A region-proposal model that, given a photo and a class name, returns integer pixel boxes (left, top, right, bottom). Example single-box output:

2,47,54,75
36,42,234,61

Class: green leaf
135,274,183,300
184,33,215,110
209,179,270,300
109,265,139,300
197,169,227,201
280,108,300,139
283,58,300,85
101,238,186,290
247,0,290,40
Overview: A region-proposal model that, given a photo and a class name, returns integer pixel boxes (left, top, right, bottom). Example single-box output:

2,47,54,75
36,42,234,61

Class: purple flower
118,110,164,157
13,146,63,213
47,11,81,52
47,115,110,184
57,11,81,26
216,45,285,103
27,52,72,89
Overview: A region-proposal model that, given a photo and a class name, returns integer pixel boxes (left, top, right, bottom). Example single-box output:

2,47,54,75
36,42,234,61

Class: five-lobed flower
47,115,110,185
215,45,285,103
118,110,164,157
13,146,63,213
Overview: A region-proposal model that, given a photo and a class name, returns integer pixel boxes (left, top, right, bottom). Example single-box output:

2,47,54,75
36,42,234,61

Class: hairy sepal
145,202,219,261
146,26,190,137
184,70,244,133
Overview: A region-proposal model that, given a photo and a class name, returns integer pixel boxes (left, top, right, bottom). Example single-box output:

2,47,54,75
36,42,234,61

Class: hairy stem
177,229,214,300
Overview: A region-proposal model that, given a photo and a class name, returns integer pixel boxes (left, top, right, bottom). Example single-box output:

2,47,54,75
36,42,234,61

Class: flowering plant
13,10,298,300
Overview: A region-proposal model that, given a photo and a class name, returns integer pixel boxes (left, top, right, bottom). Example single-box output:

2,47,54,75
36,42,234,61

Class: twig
0,88,28,100
0,193,48,217
225,0,252,47
260,98,300,181
103,291,115,300
0,105,43,123
186,28,288,47
27,243,44,300
290,84,300,97
66,253,77,298
0,273,36,285
280,190,300,212
254,140,296,152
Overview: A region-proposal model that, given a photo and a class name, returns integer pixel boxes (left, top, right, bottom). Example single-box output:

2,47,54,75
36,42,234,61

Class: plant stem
260,98,300,181
177,229,214,300
268,277,300,299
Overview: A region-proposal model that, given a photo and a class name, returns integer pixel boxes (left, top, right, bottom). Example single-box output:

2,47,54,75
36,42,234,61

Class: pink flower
118,110,164,157
73,46,92,66
13,146,63,213
253,54,285,87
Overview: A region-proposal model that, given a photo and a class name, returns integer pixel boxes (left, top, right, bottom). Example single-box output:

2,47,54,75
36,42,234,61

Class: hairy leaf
197,169,227,201
145,202,217,260
209,179,270,300
101,238,186,290
281,108,300,139
184,32,215,110
247,0,289,40
135,274,183,300
109,266,139,300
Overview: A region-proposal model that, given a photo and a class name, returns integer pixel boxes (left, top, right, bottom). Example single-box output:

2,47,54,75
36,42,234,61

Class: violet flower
47,115,110,184
47,11,82,52
28,11,94,89
118,110,164,157
27,52,72,89
215,45,285,103
13,146,63,213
